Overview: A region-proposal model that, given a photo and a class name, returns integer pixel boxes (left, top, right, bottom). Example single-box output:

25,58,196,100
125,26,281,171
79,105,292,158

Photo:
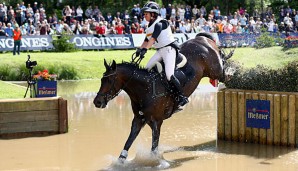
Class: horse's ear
104,59,109,71
111,60,116,71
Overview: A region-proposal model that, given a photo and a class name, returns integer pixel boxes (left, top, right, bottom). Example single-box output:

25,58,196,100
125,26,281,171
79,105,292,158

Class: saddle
149,52,195,97
153,52,188,86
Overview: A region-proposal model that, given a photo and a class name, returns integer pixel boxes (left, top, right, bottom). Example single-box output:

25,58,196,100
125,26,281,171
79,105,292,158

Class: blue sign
36,81,57,97
246,99,270,129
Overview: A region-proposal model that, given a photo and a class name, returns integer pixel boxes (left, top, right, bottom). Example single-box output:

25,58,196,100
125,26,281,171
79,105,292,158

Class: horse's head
93,59,121,108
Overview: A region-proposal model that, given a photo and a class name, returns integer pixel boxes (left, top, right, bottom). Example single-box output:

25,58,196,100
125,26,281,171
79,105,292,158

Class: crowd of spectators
0,1,297,37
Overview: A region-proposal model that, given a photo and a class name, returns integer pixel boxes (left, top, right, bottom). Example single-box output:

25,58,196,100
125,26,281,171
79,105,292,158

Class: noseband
96,71,121,101
96,68,137,101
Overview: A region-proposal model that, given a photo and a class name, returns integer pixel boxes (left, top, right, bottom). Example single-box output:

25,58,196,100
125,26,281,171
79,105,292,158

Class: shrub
254,31,276,49
225,60,298,92
52,34,78,52
0,64,79,81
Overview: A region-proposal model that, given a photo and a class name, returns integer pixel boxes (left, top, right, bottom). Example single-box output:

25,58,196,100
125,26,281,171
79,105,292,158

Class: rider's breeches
145,46,176,81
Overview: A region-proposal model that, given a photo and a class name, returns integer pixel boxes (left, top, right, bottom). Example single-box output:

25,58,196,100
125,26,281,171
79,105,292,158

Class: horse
93,33,233,161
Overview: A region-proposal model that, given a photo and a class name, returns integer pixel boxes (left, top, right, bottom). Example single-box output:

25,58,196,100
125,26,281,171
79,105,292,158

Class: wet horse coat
93,33,228,161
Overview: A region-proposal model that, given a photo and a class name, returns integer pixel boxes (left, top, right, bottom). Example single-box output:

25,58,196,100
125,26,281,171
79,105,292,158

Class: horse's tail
195,32,215,42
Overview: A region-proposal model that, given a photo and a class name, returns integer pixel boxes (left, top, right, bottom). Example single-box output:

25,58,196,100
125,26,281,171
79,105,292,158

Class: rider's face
144,12,151,22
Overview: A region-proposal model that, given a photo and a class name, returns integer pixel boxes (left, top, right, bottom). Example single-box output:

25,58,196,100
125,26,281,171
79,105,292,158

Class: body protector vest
145,16,175,48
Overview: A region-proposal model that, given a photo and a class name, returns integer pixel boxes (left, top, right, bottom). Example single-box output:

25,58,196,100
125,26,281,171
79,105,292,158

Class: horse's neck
118,66,148,101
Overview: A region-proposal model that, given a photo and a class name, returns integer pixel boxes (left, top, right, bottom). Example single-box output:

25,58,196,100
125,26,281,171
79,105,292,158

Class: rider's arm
141,21,168,49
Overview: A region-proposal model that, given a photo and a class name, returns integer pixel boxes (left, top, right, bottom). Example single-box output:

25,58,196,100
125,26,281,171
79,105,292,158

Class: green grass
0,81,29,99
229,47,298,69
0,47,297,99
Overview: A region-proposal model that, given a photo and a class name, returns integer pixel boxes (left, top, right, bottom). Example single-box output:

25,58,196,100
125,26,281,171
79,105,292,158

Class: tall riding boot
170,75,189,107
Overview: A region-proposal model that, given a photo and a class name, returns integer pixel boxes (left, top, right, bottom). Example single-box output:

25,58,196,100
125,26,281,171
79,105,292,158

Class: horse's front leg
119,116,145,161
148,119,163,154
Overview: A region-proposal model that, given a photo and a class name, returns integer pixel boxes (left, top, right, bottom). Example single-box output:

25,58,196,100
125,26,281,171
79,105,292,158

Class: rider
136,1,188,107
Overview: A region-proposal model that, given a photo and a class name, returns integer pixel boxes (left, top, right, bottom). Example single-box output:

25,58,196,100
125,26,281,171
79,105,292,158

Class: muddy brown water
1,81,298,171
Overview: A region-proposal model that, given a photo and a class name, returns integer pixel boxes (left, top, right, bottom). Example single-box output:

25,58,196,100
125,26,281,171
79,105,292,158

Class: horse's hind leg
119,116,145,161
148,120,163,155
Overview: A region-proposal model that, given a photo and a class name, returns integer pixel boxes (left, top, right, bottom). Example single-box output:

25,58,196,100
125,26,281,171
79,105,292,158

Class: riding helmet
141,1,160,14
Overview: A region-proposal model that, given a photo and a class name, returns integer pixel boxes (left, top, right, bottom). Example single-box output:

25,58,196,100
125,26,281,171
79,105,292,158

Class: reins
97,53,144,100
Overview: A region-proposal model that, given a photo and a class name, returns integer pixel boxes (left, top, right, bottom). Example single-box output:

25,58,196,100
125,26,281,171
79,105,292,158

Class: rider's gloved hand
135,48,142,57
140,48,147,59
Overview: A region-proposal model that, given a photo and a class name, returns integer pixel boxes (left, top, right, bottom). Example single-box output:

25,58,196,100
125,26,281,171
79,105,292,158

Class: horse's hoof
118,156,126,163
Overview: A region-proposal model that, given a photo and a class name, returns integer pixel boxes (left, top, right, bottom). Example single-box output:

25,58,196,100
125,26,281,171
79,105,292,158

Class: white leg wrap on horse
120,150,128,158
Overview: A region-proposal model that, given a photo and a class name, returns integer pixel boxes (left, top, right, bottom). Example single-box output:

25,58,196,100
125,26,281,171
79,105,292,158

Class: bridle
96,53,143,102
96,71,121,101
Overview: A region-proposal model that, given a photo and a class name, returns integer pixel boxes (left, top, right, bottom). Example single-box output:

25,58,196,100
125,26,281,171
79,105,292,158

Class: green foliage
254,31,277,49
225,60,298,92
52,34,78,52
58,65,79,80
0,64,79,81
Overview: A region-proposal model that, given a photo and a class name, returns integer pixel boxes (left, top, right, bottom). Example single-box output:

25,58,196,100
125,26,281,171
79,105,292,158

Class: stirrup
178,96,189,107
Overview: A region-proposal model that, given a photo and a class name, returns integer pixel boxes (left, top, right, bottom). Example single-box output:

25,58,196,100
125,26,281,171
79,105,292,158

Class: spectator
123,10,130,21
72,20,81,35
27,22,35,35
235,22,243,33
136,23,144,33
115,21,124,34
131,23,137,33
253,9,260,21
12,24,22,55
93,6,100,19
20,24,27,35
55,20,63,35
230,15,238,32
239,14,247,28
0,4,6,23
46,23,54,35
39,21,47,35
34,9,40,25
214,6,220,20
223,22,233,34
185,5,192,21
200,6,207,17
195,14,206,27
160,5,166,19
131,5,140,19
267,19,275,32
166,4,172,20
7,6,14,22
192,4,199,19
222,16,228,25
170,5,176,19
64,5,72,25
26,3,33,15
5,23,13,37
95,21,105,35
39,3,45,12
178,4,185,21
279,22,286,33
215,19,224,33
123,19,131,34
76,5,83,23
202,21,211,32
32,2,38,13
85,6,93,19
105,12,113,24
40,9,46,23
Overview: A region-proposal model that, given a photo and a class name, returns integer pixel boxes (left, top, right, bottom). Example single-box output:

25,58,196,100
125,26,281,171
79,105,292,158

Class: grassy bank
0,47,297,99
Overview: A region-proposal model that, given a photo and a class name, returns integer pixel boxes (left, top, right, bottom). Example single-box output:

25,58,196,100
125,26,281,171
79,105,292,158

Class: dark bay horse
93,33,233,161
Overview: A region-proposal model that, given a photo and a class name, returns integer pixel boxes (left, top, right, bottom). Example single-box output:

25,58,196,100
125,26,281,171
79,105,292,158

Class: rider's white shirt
145,16,175,48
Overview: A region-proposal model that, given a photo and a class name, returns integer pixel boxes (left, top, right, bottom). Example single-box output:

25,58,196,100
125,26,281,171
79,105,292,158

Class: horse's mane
118,61,151,75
